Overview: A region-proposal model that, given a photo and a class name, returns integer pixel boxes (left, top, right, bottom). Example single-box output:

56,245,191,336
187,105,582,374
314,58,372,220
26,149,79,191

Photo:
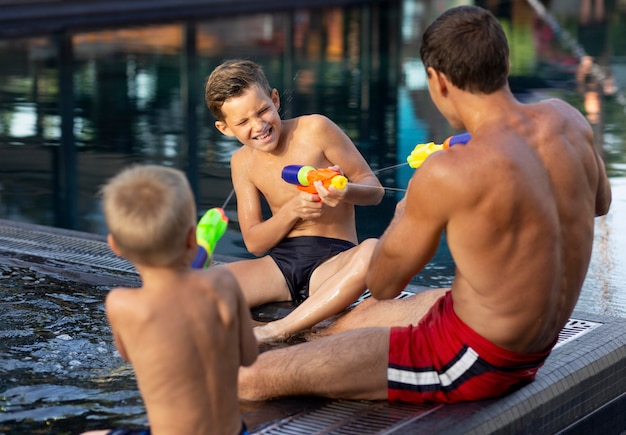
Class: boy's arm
312,115,384,206
238,290,258,367
104,290,130,362
210,266,258,366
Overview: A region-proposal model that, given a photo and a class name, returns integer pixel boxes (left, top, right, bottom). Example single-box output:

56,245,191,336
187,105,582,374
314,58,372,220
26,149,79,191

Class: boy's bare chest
249,143,330,200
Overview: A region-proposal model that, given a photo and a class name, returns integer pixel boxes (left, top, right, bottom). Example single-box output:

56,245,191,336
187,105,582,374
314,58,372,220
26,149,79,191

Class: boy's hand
313,179,346,207
292,191,325,220
313,165,346,207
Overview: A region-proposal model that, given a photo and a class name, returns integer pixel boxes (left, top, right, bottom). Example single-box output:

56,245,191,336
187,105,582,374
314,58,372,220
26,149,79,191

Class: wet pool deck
0,218,625,434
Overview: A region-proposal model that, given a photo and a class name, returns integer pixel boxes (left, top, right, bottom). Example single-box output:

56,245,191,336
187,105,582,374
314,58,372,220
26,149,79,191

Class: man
238,5,611,403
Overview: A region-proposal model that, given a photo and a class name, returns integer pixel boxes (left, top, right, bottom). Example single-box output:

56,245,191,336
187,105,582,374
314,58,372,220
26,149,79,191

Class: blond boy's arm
105,290,130,362
234,279,258,367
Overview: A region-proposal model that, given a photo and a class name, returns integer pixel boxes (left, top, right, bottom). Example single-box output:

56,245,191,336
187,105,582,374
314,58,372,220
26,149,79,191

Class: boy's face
214,85,282,153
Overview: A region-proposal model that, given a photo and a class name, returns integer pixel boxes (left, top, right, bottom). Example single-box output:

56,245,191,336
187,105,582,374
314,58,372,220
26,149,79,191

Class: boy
83,164,257,435
237,6,611,403
205,59,384,342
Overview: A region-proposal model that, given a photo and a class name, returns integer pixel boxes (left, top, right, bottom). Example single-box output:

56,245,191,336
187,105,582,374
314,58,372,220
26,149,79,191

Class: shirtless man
238,5,611,403
82,165,257,435
205,60,384,343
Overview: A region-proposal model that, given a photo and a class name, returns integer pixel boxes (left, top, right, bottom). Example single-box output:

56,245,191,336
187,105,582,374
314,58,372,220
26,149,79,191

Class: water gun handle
191,207,229,269
407,132,471,168
281,165,348,194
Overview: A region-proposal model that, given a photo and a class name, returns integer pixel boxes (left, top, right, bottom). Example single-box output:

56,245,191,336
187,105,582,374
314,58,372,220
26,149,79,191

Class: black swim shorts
268,236,356,303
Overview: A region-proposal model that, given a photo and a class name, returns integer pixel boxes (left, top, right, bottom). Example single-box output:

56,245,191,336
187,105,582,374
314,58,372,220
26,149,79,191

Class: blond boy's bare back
105,265,255,435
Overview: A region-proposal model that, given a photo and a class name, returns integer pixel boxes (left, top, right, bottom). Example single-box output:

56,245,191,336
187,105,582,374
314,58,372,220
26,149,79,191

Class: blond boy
83,165,257,435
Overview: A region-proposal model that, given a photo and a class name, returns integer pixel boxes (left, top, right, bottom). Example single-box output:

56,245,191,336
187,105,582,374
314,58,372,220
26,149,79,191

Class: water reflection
0,1,626,432
0,3,623,295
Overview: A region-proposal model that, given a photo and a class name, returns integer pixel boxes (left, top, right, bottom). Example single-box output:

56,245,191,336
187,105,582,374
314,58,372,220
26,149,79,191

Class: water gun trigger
191,207,229,269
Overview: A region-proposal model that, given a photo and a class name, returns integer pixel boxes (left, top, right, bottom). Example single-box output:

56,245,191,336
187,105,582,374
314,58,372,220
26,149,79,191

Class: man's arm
366,166,448,300
594,150,611,216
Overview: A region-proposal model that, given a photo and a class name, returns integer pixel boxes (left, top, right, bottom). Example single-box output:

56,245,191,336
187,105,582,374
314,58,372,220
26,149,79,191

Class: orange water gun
281,165,348,194
407,132,471,168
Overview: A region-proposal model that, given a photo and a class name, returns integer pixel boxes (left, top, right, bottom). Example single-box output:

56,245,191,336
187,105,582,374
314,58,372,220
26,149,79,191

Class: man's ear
215,120,234,137
271,88,280,110
426,66,449,97
107,234,123,257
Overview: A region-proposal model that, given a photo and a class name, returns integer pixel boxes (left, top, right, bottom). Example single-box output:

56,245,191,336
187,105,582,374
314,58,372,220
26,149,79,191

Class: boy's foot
253,322,288,343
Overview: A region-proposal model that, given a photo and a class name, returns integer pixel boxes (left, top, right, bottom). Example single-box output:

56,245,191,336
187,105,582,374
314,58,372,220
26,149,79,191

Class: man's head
101,165,196,267
205,59,273,122
420,5,509,94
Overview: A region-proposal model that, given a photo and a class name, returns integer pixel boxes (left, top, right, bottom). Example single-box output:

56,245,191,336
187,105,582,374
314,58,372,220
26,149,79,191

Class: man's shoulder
533,98,582,120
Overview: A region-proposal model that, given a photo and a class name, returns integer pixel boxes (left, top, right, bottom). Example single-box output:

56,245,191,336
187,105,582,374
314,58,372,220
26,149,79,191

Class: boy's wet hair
420,5,509,94
205,59,273,121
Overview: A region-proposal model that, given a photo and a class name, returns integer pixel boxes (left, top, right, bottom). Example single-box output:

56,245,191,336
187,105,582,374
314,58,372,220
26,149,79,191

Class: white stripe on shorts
388,346,479,388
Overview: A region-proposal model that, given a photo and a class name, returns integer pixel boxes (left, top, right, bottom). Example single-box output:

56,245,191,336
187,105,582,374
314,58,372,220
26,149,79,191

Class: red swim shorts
387,291,551,403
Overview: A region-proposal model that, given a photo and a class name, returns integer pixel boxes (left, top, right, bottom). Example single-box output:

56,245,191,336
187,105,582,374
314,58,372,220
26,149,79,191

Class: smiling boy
205,59,384,342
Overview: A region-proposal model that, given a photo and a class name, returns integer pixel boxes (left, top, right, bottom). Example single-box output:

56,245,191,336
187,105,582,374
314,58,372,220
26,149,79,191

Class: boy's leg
253,238,377,342
224,256,291,307
239,326,390,401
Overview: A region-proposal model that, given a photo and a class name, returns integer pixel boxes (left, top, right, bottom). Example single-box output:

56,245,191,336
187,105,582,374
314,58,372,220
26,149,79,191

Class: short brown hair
205,59,272,121
101,165,196,266
420,6,509,94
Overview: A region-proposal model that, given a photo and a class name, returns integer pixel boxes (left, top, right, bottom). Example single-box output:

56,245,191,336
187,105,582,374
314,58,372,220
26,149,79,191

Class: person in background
82,164,257,435
237,5,611,404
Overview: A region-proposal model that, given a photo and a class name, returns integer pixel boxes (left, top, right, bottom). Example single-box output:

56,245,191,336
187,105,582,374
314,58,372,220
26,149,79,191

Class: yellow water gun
407,132,471,168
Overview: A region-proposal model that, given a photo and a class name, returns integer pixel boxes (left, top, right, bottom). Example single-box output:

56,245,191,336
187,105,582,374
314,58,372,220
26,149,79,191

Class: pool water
1,0,626,433
0,265,142,434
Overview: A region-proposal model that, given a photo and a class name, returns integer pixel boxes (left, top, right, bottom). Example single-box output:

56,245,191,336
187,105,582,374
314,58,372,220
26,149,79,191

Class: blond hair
101,164,196,266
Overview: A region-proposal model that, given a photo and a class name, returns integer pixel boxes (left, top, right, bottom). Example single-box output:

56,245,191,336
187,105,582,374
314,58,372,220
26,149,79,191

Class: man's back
426,97,611,354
